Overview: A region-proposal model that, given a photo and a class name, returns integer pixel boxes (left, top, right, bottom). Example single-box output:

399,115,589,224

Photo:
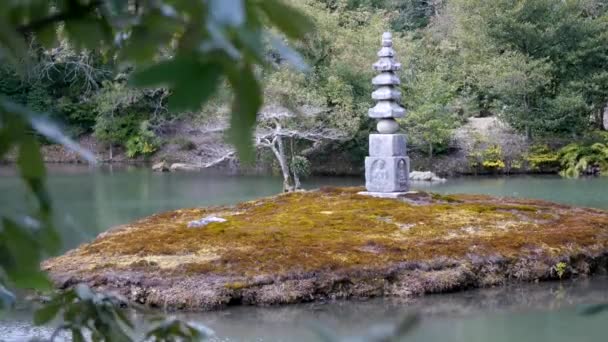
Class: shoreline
0,158,564,178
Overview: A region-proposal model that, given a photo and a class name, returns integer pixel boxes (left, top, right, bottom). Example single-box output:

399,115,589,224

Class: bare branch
202,151,236,168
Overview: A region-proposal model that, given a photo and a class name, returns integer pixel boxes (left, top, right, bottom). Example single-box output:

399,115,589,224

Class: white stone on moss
188,216,227,228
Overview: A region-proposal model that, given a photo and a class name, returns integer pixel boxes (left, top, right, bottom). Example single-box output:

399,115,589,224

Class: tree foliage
1,0,313,161
449,0,608,136
0,0,314,340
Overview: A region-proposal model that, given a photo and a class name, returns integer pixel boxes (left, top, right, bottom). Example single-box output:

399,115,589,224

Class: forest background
3,0,608,178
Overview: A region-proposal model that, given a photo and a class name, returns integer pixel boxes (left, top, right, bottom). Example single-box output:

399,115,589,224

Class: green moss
224,282,248,290
430,193,462,203
49,188,608,279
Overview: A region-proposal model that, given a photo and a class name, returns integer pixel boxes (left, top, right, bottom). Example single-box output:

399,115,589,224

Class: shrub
291,155,311,178
558,142,608,178
94,112,144,146
125,121,161,158
526,145,560,171
57,97,98,135
553,262,568,279
469,145,505,171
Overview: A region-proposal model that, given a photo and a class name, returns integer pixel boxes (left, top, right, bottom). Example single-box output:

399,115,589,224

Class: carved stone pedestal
365,134,409,192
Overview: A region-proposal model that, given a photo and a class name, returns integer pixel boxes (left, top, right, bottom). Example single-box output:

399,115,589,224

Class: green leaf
129,57,201,88
18,136,45,181
35,23,58,49
34,301,62,325
228,64,262,163
209,0,245,27
72,328,86,342
107,0,129,13
121,26,159,64
115,307,134,329
75,284,94,300
237,28,266,63
29,116,97,164
134,57,224,112
0,21,27,63
258,0,313,39
0,219,51,289
394,313,421,337
0,285,16,311
167,63,222,112
578,303,608,316
268,34,309,72
120,11,181,64
0,112,25,158
1,99,96,164
65,17,110,51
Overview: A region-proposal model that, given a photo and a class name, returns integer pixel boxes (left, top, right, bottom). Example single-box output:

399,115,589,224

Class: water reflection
3,277,608,341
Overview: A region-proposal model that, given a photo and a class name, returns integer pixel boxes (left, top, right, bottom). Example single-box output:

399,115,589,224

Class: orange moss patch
45,188,608,277
42,188,608,310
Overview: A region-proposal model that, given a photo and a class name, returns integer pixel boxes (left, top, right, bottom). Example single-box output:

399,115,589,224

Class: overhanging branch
17,1,104,35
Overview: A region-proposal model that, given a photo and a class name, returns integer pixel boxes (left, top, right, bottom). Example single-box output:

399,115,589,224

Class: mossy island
42,187,608,311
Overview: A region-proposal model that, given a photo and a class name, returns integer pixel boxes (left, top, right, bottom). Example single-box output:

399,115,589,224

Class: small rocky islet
43,187,608,311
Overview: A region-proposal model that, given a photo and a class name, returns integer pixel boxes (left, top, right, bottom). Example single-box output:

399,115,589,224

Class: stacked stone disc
364,32,410,194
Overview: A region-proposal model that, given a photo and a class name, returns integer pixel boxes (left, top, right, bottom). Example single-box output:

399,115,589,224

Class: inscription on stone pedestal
397,159,408,187
365,157,409,193
371,159,389,186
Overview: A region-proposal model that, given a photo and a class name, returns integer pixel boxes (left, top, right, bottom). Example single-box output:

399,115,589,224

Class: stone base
357,191,417,199
365,156,410,192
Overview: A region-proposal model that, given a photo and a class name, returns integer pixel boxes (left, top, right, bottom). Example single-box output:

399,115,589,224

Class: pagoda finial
382,32,392,46
369,31,405,133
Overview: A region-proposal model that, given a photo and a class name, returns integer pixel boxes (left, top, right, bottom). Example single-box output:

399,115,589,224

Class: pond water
1,165,608,341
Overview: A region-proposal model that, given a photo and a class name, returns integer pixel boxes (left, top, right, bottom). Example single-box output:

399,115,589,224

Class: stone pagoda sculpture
362,32,410,197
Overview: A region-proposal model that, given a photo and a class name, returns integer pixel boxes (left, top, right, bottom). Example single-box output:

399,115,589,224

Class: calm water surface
1,165,608,341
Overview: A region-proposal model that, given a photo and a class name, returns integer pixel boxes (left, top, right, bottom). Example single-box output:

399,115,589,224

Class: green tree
450,0,608,137
403,66,459,157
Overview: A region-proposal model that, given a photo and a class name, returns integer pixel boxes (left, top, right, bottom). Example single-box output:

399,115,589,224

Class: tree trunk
271,136,294,192
292,168,301,190
603,104,608,131
290,138,302,190
428,143,433,159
